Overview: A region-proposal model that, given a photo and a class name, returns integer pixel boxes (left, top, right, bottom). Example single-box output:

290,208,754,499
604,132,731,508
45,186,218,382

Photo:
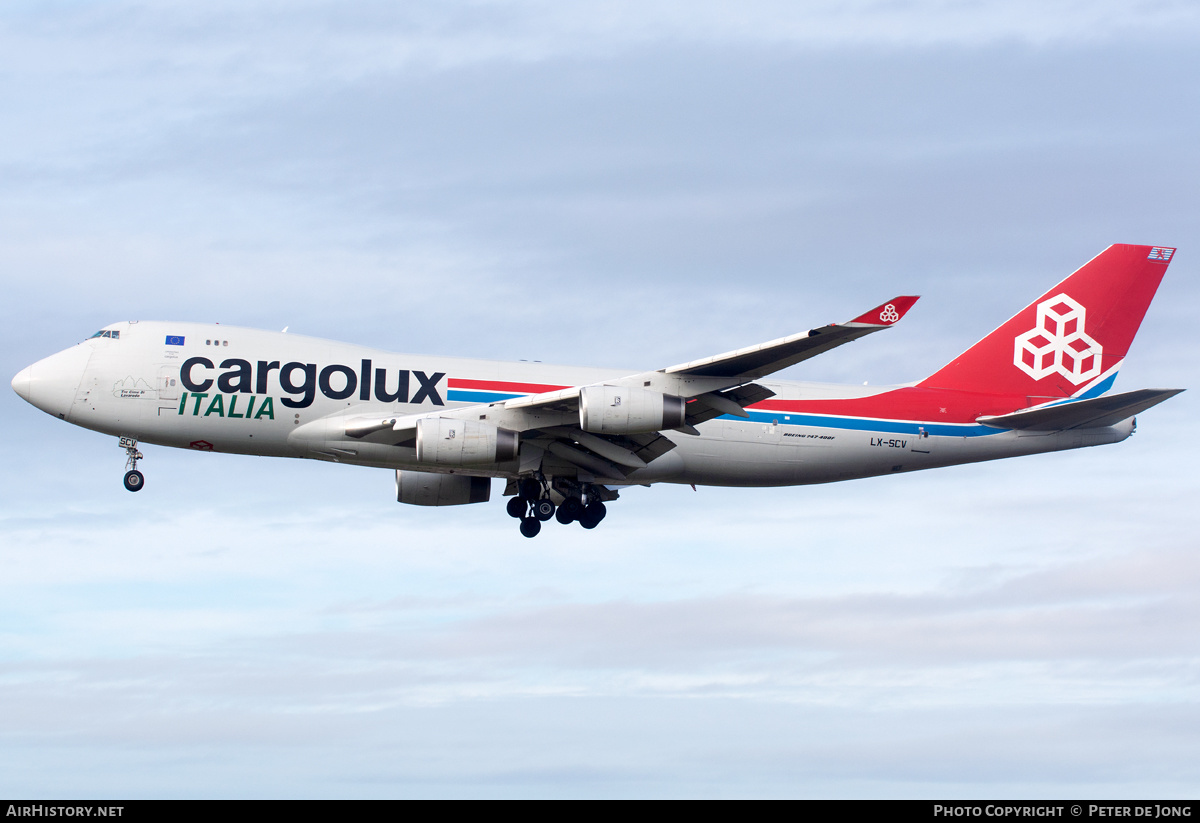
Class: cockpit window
88,330,120,339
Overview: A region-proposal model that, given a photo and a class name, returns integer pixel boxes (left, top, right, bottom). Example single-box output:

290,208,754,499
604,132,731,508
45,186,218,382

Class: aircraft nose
12,344,92,419
11,365,33,402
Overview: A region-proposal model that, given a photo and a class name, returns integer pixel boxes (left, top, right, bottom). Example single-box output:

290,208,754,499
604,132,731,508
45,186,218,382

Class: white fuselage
15,321,1130,488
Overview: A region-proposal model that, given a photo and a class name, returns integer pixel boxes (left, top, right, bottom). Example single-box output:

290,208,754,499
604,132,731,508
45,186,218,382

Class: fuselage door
157,365,180,401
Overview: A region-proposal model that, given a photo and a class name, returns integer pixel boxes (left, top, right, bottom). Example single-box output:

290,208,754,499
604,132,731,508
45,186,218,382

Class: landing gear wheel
558,497,583,524
579,501,606,529
532,499,555,521
506,497,527,519
120,437,144,493
519,517,542,538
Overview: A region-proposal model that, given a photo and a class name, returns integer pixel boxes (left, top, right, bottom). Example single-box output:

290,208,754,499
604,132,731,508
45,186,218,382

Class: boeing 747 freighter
12,244,1182,536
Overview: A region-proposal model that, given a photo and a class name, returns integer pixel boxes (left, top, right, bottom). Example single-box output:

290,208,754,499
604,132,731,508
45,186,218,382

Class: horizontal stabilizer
977,388,1183,431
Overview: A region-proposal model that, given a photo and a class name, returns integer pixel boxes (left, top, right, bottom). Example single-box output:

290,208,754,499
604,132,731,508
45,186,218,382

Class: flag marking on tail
1148,247,1174,261
1013,293,1102,385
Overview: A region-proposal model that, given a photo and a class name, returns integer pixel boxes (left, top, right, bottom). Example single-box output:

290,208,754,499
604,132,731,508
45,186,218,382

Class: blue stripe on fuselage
446,389,521,403
446,390,1002,437
724,410,998,437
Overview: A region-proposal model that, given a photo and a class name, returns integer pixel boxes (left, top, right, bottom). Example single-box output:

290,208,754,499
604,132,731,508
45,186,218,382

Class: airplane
11,243,1183,538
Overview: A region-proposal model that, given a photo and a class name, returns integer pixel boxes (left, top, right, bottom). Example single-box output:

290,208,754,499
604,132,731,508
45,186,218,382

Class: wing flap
537,427,679,470
624,431,678,463
545,440,630,480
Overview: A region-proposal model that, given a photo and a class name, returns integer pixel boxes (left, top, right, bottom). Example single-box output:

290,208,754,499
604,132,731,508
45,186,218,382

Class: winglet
849,296,920,326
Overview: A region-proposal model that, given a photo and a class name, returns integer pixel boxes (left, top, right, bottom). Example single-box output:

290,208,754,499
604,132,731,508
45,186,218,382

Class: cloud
7,2,1199,91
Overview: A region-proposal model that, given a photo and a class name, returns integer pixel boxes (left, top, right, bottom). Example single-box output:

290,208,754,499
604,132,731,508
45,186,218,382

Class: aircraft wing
297,295,919,479
504,295,919,416
481,295,918,478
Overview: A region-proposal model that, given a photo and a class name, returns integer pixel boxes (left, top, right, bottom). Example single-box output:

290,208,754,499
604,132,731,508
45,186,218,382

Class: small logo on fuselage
113,377,153,398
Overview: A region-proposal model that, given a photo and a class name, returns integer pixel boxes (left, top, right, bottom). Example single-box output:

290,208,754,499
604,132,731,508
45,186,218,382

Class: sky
1,0,1198,798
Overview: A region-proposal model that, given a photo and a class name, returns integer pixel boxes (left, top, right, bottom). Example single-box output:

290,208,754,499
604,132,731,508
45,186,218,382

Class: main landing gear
506,475,610,538
506,477,552,537
120,436,144,492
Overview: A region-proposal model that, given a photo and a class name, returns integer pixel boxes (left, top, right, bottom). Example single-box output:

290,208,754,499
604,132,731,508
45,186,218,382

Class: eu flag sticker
165,335,186,346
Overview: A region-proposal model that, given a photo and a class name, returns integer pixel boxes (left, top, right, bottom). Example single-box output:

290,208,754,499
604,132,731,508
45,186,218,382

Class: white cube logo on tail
879,304,900,323
1013,293,1102,385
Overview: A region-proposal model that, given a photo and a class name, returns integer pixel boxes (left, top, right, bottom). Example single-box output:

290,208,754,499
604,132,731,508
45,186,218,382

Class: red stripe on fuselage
450,379,1031,424
448,378,571,394
748,386,1033,424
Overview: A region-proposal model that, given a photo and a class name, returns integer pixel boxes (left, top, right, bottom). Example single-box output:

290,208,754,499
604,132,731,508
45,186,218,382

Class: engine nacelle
395,470,491,506
578,386,686,435
415,418,519,465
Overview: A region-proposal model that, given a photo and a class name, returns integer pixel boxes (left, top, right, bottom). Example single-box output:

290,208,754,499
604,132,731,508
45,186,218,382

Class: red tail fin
918,244,1174,399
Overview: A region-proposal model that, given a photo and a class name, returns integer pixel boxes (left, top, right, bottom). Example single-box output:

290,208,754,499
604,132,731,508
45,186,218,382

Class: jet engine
578,386,686,434
395,470,491,506
415,418,519,465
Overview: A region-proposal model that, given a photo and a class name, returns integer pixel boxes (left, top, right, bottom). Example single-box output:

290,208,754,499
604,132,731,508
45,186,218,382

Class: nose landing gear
120,436,144,492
